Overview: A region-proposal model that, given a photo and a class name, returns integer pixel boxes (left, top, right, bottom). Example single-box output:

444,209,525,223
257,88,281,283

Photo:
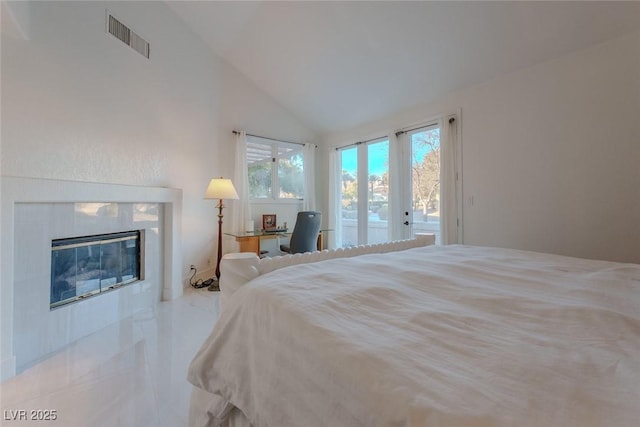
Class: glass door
338,138,389,247
334,119,457,248
408,125,441,244
367,140,389,244
339,146,358,247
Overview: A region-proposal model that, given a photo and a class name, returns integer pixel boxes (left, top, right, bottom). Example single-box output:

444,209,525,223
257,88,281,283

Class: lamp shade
204,178,239,200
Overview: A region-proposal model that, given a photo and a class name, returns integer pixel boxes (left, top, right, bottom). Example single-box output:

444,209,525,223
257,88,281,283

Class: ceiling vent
107,12,150,59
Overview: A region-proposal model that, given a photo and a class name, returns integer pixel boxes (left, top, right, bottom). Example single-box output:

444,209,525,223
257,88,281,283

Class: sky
340,129,438,176
340,140,389,176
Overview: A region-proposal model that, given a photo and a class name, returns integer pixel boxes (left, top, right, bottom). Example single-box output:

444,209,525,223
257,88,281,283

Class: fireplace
1,176,183,379
50,230,144,308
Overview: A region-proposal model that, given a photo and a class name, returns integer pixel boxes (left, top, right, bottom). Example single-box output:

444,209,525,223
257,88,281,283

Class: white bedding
188,245,640,427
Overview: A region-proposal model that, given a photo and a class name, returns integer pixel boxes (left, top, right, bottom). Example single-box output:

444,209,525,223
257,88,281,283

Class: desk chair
280,211,322,254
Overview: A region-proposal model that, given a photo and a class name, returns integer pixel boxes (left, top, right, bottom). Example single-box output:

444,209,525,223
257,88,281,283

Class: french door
336,116,458,248
338,138,389,247
404,124,442,244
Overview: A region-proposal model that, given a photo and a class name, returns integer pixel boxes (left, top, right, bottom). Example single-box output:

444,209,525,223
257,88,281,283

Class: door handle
403,221,409,226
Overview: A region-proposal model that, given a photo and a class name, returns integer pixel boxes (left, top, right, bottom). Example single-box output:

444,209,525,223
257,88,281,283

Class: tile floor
1,287,219,427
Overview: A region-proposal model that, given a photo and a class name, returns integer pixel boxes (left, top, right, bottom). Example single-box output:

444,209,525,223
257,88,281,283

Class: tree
368,174,380,202
411,129,440,216
278,153,304,198
248,161,271,198
341,170,357,208
342,170,355,191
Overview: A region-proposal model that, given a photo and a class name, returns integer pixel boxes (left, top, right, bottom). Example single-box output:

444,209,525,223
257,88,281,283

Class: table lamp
204,177,239,289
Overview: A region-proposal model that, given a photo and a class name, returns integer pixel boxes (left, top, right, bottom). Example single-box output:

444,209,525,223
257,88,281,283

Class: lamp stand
208,199,224,291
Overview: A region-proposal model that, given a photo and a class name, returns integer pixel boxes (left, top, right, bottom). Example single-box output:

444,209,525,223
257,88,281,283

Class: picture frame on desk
262,214,277,230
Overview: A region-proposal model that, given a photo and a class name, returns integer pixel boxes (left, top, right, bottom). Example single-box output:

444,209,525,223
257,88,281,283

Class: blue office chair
280,211,322,254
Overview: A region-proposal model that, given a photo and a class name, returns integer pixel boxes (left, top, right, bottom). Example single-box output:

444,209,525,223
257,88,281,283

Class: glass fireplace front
50,230,142,309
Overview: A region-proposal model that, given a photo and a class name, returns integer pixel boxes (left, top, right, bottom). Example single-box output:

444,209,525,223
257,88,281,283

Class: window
247,135,304,200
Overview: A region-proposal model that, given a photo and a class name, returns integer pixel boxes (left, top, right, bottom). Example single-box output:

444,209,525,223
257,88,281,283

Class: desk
225,230,329,256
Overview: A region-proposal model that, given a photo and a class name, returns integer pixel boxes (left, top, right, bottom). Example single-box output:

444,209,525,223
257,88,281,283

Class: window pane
100,241,122,289
247,140,273,199
367,140,389,244
246,137,306,201
278,146,304,198
410,127,441,244
121,238,139,282
340,147,358,247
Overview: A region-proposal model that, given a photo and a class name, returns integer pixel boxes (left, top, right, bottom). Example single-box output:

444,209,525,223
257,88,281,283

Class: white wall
1,1,317,281
321,31,640,264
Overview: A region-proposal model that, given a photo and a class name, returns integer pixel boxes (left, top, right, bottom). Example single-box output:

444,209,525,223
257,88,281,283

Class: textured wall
1,1,318,281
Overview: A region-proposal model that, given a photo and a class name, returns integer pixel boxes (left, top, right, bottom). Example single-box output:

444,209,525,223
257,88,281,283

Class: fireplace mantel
1,176,182,380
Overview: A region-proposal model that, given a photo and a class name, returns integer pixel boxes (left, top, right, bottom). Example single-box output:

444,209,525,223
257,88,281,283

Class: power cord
189,265,214,289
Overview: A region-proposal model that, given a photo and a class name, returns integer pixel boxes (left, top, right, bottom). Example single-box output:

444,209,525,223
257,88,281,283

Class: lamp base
207,279,220,292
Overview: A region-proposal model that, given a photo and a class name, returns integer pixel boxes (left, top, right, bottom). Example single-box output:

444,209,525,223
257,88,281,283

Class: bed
187,236,640,427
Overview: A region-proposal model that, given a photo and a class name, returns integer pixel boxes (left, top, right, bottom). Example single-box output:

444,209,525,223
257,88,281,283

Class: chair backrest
289,211,322,254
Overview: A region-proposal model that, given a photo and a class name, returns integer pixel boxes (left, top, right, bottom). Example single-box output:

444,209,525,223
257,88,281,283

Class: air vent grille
130,32,150,59
107,13,150,59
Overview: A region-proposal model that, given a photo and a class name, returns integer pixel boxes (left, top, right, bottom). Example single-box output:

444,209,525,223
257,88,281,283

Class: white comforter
188,245,640,427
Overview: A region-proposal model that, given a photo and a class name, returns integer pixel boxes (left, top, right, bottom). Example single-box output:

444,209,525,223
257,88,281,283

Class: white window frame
246,135,305,203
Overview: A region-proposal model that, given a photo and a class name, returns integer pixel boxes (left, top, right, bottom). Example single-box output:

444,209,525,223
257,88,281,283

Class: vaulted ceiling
167,1,640,134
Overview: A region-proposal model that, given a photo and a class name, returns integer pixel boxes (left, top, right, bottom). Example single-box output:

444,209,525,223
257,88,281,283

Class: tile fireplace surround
1,177,182,380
